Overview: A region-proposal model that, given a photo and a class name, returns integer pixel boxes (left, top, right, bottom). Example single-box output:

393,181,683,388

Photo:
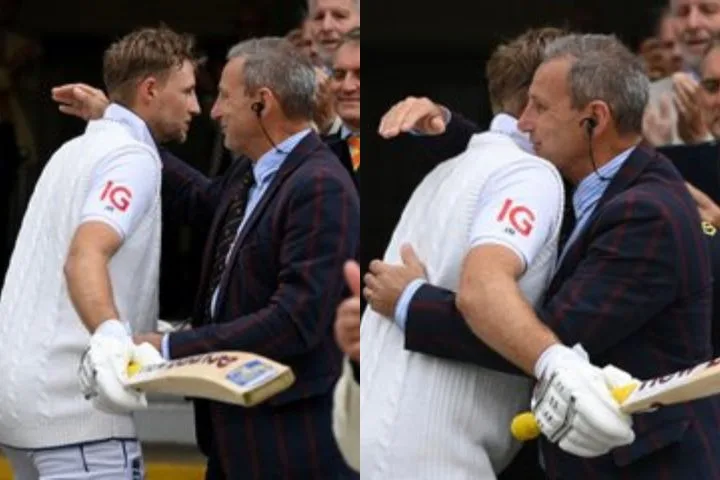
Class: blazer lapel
217,132,325,292
548,143,655,293
193,158,253,317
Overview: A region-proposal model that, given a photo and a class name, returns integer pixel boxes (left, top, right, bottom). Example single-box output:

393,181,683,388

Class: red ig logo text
497,198,535,236
100,181,132,212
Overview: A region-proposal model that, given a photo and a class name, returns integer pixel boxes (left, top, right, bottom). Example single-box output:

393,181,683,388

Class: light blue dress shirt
555,146,636,268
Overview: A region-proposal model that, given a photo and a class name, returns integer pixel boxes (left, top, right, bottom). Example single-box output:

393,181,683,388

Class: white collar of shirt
102,103,157,152
340,124,359,140
252,128,312,184
323,116,344,136
572,145,636,219
489,113,534,154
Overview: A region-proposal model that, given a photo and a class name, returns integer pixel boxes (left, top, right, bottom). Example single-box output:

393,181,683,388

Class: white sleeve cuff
470,237,528,273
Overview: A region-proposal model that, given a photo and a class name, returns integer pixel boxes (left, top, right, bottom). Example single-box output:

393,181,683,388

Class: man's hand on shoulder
378,96,449,139
51,83,109,121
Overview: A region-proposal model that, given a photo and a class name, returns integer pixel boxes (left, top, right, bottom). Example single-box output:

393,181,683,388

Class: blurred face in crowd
639,37,667,80
658,14,684,74
517,57,590,180
309,0,360,57
699,46,720,137
312,67,337,132
300,20,321,66
672,0,720,67
286,28,303,48
331,40,360,129
639,15,683,80
287,21,320,66
143,60,200,143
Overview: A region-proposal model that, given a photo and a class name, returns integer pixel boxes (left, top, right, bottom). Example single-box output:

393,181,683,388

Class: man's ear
136,76,159,105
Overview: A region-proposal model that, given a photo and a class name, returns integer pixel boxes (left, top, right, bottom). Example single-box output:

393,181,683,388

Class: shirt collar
253,128,312,184
102,103,157,151
340,123,359,140
573,145,636,218
489,113,534,154
322,116,344,136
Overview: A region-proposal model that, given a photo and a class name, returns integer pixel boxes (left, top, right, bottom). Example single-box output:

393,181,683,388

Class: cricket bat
511,356,720,441
124,351,295,407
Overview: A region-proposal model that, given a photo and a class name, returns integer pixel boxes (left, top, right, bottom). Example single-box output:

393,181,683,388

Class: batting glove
531,343,635,457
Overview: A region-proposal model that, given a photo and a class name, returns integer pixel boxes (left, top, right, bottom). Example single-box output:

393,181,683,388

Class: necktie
347,134,360,171
204,168,256,323
558,186,576,253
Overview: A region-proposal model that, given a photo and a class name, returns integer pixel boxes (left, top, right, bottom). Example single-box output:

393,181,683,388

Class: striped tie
347,134,360,171
204,168,256,323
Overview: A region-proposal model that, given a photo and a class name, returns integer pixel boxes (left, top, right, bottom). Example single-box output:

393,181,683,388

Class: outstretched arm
377,96,481,164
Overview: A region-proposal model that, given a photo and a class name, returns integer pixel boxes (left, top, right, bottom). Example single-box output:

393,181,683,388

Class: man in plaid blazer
368,34,720,479
140,39,359,479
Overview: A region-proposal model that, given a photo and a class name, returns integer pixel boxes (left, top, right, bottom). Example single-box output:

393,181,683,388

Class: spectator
645,0,720,145
307,0,360,67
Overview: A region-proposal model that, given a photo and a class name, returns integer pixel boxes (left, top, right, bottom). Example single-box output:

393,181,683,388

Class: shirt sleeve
80,148,160,240
469,159,563,271
393,278,427,329
161,333,171,360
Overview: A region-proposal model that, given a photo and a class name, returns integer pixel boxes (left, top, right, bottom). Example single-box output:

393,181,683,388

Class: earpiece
581,117,597,135
251,100,287,154
251,102,265,116
581,116,609,181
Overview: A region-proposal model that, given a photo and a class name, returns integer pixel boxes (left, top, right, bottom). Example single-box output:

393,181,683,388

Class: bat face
126,351,295,407
621,356,720,413
130,352,243,377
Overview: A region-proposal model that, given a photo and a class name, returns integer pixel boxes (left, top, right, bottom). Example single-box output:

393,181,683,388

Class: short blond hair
103,26,198,105
485,27,567,116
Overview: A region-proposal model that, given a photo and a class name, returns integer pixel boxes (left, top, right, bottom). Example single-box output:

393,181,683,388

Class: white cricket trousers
1,439,144,480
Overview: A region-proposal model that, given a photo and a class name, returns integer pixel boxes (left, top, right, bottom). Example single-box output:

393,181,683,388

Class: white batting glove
532,344,635,457
570,345,640,392
130,342,165,370
79,319,148,414
156,319,175,333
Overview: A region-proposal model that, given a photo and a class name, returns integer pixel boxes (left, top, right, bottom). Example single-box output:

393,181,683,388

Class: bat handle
126,360,141,377
509,384,636,441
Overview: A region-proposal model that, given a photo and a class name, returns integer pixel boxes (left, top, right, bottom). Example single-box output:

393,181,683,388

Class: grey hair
543,34,649,135
227,37,316,120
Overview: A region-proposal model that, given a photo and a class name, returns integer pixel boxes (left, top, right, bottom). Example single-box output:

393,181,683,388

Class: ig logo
100,181,133,212
497,198,535,236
